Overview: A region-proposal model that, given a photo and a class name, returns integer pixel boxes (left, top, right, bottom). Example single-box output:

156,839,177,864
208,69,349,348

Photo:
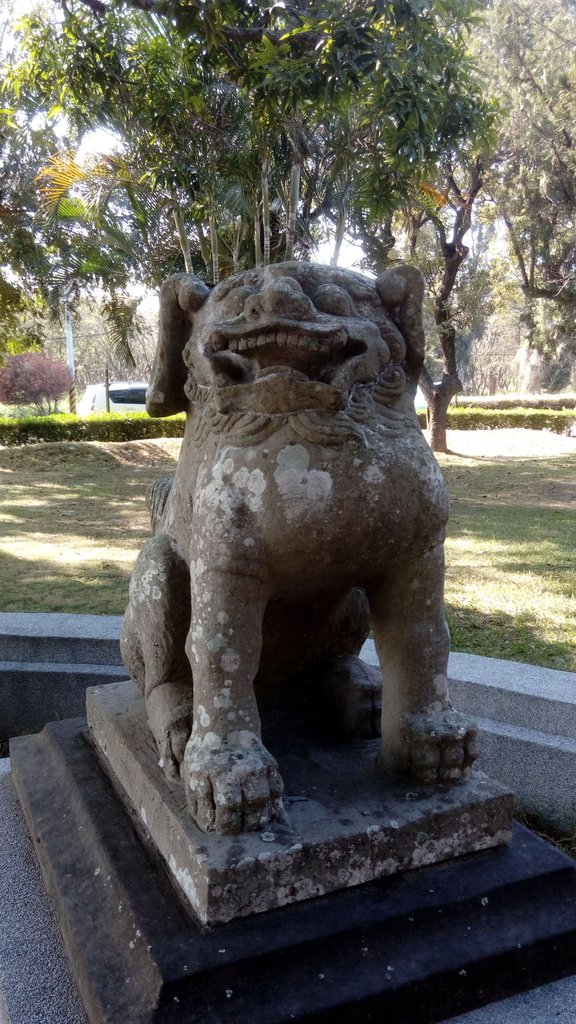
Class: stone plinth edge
87,680,513,925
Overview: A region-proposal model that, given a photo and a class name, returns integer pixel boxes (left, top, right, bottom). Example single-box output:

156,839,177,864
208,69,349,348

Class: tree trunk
232,217,242,274
261,155,271,266
172,202,193,273
420,366,461,454
285,150,302,261
209,215,219,284
254,206,262,266
422,158,485,452
194,220,212,277
331,203,346,267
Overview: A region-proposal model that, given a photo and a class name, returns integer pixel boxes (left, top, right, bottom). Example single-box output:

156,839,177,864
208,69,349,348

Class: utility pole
64,282,77,414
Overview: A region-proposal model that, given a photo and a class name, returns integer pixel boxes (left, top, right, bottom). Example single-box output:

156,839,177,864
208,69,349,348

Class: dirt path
435,428,576,460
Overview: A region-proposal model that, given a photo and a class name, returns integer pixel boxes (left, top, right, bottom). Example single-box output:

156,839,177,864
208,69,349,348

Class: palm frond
36,151,85,209
101,296,141,368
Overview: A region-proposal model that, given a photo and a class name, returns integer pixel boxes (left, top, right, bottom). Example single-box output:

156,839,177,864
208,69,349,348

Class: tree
0,111,60,361
8,0,495,280
482,0,576,313
0,351,73,413
414,157,490,451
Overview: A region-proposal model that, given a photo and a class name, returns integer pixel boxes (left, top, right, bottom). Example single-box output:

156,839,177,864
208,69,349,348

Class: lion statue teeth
120,261,478,835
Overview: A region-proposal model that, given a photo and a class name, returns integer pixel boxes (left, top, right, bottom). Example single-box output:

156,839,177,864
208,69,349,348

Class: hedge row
415,408,575,433
454,393,576,411
444,407,575,433
0,408,574,446
0,413,186,446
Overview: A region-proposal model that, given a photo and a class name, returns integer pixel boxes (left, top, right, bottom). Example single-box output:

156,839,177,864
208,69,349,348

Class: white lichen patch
190,557,206,590
200,460,267,518
197,705,211,728
274,444,333,522
231,466,267,511
432,674,448,695
168,854,199,908
207,633,227,653
131,560,167,604
363,463,384,485
214,687,233,710
202,731,223,749
220,648,240,673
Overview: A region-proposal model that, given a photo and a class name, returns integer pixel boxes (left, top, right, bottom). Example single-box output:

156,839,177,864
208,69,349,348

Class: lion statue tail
146,476,173,534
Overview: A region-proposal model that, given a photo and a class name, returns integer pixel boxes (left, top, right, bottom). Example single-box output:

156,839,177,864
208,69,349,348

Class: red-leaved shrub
0,353,73,415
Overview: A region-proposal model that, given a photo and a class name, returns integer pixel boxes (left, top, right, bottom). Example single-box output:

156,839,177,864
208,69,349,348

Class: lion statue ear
146,274,211,417
375,266,426,385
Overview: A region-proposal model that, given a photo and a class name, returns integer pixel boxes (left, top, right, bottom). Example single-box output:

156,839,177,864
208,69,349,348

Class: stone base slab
9,718,576,1024
87,680,512,925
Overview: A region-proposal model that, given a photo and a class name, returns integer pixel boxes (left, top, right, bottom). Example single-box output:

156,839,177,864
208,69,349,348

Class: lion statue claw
121,261,477,834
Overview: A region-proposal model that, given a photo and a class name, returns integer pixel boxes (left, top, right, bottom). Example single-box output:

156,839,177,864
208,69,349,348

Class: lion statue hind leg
120,533,193,780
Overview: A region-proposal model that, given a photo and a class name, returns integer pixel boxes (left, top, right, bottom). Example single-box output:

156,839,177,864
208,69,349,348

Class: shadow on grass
447,604,575,672
0,548,131,615
0,476,157,542
441,456,576,508
448,503,575,556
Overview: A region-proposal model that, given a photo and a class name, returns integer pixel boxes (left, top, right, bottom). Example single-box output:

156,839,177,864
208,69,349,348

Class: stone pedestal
10,714,576,1024
87,680,513,925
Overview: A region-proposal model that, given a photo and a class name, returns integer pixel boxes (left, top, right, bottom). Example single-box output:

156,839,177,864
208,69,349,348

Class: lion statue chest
165,418,448,597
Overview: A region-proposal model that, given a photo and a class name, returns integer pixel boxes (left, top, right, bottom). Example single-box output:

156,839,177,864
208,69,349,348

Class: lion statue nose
245,275,316,322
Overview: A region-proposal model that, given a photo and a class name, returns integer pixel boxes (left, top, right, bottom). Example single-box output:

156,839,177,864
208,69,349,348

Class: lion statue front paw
403,709,479,784
182,730,285,834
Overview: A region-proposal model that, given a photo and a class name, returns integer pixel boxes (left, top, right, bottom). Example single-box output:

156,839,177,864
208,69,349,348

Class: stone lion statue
120,261,477,835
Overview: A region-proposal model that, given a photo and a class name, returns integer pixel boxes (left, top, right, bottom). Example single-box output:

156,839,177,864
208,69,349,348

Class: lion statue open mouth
120,261,477,835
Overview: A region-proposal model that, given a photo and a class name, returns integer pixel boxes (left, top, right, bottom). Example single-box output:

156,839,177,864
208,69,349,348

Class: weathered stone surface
88,680,512,925
9,719,576,1024
120,261,478,835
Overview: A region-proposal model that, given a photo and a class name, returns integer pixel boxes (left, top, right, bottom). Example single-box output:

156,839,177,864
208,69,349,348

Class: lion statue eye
312,284,355,317
221,286,258,316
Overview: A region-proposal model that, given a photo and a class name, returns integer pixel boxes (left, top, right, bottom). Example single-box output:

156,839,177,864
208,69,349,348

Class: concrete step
0,661,127,741
0,613,123,666
363,641,576,831
448,652,576,741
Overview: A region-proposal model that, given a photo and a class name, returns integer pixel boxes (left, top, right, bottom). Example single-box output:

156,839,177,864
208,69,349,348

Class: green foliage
0,412,185,446
481,0,576,313
455,393,576,410
445,407,575,432
0,111,62,358
6,0,496,281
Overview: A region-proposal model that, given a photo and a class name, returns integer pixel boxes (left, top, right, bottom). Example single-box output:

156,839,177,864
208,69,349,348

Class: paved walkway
0,761,87,1024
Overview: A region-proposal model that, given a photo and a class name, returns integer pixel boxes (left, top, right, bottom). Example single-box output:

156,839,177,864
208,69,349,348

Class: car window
109,388,147,404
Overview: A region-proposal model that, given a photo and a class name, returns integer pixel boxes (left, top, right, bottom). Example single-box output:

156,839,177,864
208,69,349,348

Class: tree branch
67,0,327,48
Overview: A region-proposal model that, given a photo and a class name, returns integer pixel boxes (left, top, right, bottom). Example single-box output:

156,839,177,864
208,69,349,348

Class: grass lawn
441,450,575,671
0,431,574,672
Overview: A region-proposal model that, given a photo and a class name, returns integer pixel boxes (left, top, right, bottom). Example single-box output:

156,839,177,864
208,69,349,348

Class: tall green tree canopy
482,0,576,313
7,0,495,283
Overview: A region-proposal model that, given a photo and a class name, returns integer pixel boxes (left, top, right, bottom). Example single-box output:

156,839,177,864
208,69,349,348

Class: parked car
77,382,149,415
